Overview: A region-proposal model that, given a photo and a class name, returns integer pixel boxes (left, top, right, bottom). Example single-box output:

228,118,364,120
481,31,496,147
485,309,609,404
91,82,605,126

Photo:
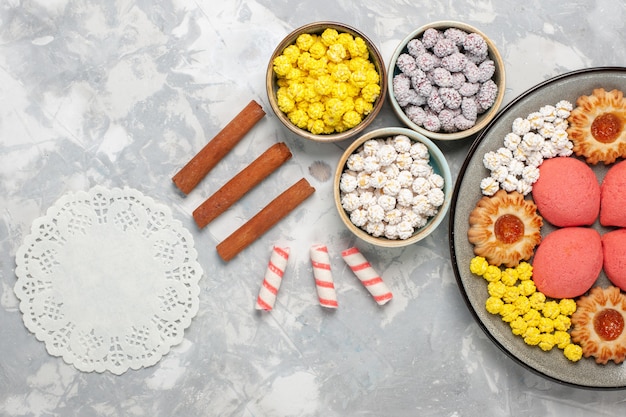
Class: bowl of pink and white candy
388,21,506,141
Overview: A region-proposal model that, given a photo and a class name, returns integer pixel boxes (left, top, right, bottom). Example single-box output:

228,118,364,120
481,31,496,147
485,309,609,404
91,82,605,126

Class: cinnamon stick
216,178,315,262
172,100,266,195
193,142,293,228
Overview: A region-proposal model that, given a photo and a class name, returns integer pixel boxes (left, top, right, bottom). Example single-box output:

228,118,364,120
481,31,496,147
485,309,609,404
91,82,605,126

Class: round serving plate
449,67,626,389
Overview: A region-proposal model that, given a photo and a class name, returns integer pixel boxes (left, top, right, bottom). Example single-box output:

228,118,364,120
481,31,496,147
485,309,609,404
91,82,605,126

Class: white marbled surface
2,0,626,416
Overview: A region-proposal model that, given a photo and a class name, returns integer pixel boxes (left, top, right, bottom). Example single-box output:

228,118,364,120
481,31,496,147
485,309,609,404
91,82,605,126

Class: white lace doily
14,186,203,375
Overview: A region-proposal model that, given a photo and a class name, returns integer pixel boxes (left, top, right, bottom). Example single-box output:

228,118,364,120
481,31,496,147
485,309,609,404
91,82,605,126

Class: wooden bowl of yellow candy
266,21,387,143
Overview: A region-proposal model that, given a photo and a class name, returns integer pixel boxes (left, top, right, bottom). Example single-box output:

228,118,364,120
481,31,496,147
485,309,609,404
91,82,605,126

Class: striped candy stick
341,247,392,305
255,246,290,311
310,244,338,308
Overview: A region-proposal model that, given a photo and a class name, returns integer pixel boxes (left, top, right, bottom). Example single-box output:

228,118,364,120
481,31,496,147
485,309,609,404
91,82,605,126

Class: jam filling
593,308,625,341
494,214,524,244
591,113,623,143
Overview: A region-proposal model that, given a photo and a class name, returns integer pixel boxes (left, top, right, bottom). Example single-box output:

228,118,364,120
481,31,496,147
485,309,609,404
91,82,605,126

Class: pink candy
441,52,468,72
477,80,498,111
463,32,488,56
396,53,422,78
310,244,338,309
341,247,393,305
256,246,290,311
431,67,453,88
432,37,457,57
439,87,462,109
254,245,395,310
392,26,498,133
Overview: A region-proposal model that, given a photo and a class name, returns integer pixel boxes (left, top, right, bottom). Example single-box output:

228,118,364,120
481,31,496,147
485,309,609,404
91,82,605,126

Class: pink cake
600,160,626,227
531,157,600,227
532,227,603,299
602,229,626,291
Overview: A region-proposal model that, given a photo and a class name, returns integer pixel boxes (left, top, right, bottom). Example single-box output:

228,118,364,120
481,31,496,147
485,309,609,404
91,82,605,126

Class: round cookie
602,229,626,291
567,88,626,165
531,157,600,227
571,286,626,365
468,190,542,268
600,159,626,227
532,227,602,299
